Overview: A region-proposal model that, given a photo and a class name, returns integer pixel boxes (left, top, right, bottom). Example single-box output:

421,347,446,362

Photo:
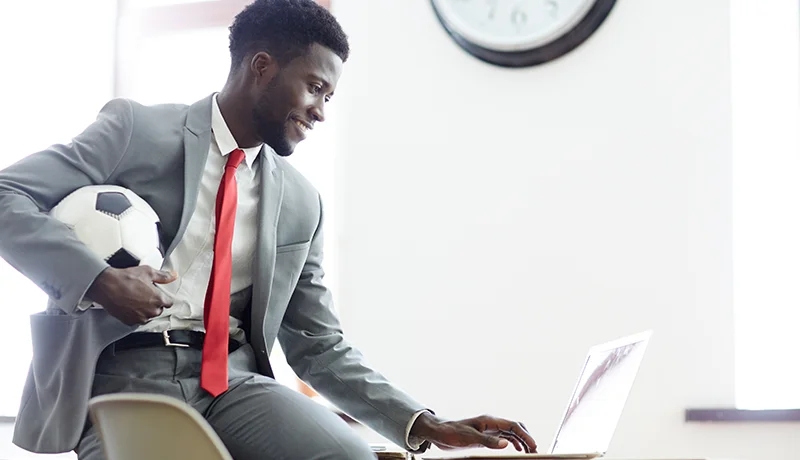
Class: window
731,0,800,409
0,0,338,417
0,0,117,418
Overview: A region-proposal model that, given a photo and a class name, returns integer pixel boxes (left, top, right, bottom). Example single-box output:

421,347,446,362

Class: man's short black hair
229,0,350,68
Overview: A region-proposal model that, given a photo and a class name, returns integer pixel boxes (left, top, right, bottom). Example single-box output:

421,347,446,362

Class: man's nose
309,104,325,123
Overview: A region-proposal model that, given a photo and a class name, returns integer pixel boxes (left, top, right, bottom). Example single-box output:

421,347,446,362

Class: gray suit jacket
0,95,428,454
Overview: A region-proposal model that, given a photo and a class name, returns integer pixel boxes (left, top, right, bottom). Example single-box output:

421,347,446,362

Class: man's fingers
508,423,537,453
157,292,174,309
501,433,523,451
151,268,177,284
480,434,508,449
472,417,537,454
131,310,150,325
149,277,174,309
500,431,528,452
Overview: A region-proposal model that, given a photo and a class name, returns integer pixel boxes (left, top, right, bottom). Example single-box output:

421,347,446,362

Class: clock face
430,0,615,67
431,0,597,52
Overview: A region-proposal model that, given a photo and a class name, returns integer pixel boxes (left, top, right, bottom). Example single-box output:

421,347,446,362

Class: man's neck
216,90,261,149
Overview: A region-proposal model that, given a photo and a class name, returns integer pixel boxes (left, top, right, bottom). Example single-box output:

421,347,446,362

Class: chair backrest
88,393,233,460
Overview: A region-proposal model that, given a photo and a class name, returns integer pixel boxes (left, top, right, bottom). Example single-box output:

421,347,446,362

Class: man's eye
310,84,322,94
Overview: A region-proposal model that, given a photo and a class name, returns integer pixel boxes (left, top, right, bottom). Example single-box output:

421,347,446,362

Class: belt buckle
162,330,189,348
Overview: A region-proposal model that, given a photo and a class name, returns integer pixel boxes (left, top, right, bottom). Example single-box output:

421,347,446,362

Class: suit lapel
165,95,213,258
251,148,283,354
160,94,284,355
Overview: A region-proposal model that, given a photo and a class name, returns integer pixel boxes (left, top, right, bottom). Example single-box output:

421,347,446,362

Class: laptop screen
550,331,651,455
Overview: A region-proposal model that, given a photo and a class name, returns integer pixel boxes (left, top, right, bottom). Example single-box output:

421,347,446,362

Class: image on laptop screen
550,331,651,455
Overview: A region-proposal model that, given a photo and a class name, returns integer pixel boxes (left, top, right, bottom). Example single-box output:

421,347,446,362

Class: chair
88,393,233,460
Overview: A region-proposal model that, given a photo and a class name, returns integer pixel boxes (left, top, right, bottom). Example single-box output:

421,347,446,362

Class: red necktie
201,148,245,397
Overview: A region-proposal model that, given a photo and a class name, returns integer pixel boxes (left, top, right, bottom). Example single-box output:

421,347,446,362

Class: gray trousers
76,342,376,460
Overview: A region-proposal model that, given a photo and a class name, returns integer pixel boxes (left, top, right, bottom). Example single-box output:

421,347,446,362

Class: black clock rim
431,0,617,68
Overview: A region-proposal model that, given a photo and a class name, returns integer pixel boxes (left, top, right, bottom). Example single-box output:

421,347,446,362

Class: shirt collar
211,93,261,170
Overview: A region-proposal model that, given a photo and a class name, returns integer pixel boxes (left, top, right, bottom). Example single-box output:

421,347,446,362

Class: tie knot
226,148,245,169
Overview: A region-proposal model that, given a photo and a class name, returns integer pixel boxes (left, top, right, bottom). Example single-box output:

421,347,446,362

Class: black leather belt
114,330,241,354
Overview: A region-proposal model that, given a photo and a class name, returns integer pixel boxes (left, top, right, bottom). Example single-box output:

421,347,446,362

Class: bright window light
731,0,800,409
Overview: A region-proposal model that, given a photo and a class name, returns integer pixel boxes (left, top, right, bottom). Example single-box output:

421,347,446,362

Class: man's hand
409,412,537,453
86,266,177,325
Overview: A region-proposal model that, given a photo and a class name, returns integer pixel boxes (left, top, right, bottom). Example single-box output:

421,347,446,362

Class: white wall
331,1,799,459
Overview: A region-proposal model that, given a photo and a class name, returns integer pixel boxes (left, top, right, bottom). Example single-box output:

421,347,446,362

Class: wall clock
430,0,617,67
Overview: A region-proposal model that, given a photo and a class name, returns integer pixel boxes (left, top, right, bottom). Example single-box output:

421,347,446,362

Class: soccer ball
50,185,164,270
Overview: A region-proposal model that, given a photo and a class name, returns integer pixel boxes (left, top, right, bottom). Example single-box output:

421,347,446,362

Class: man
0,1,537,458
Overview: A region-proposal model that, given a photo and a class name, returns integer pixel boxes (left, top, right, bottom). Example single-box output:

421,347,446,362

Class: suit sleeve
277,194,433,454
0,98,134,313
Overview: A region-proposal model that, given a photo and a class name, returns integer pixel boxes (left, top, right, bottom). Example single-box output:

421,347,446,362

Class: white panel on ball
119,207,164,269
49,188,98,227
73,212,123,260
49,185,164,270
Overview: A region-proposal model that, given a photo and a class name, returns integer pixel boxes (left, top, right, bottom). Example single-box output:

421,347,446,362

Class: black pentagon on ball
106,248,141,269
95,192,132,218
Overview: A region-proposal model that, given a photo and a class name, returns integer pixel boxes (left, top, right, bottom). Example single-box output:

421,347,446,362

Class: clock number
486,0,498,21
546,0,558,18
511,6,528,28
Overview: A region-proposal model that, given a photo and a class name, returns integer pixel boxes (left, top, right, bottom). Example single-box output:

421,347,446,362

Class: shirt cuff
405,409,431,450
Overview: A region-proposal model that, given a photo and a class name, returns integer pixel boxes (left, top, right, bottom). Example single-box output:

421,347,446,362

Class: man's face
252,43,343,156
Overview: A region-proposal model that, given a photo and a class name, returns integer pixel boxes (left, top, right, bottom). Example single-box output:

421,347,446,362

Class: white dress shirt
137,94,262,342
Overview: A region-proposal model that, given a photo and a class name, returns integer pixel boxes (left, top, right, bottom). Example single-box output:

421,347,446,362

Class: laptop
423,330,653,460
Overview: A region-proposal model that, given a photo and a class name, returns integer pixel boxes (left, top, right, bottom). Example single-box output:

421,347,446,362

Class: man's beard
253,84,294,157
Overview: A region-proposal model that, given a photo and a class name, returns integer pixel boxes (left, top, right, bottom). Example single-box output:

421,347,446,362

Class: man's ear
250,51,279,85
